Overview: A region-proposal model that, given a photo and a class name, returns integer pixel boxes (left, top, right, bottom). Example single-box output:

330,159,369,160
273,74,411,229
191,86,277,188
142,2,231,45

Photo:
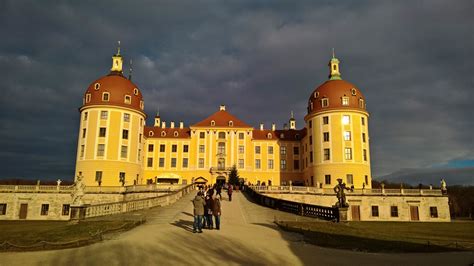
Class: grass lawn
0,220,140,249
276,220,474,253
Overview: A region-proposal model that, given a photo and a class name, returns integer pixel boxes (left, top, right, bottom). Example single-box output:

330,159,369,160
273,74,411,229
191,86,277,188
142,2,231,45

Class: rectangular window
99,127,106,137
159,158,165,168
0,204,6,215
268,146,273,154
293,147,299,155
124,95,131,104
362,133,366,143
172,144,177,152
217,143,225,154
119,172,125,184
323,116,329,125
342,97,349,106
171,158,177,168
121,145,128,158
122,129,129,140
359,99,365,109
342,115,350,125
82,128,86,138
344,131,351,141
255,159,261,169
147,158,153,167
345,148,352,160
324,149,330,160
238,159,244,169
41,204,49,216
310,152,313,163
182,158,188,168
148,144,154,152
346,174,353,184
101,111,108,120
160,144,165,152
199,132,205,139
365,175,369,185
430,207,438,218
321,98,329,107
124,113,130,122
280,159,287,170
198,158,204,168
325,175,331,185
294,160,299,170
280,146,287,155
268,159,274,169
309,136,313,145
361,117,365,125
218,132,226,139
97,144,105,156
199,145,205,153
238,145,244,154
62,204,70,216
323,132,329,142
95,171,102,183
84,112,88,121
363,149,367,161
371,206,379,217
391,206,399,217
239,133,244,139
309,120,312,128
80,145,85,157
255,146,261,154
183,145,189,153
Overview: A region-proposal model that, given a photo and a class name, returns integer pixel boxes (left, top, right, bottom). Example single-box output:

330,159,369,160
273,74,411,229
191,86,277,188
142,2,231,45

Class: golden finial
117,41,121,55
332,48,335,59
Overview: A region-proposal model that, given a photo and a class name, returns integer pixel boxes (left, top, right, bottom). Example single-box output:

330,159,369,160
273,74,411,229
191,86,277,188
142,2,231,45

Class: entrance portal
19,204,28,219
216,176,226,186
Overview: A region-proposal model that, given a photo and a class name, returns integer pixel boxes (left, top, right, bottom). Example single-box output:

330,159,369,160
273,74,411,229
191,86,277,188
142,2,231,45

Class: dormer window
140,100,144,110
314,92,319,98
267,133,272,139
102,92,110,101
174,131,179,137
321,98,329,107
359,99,365,109
85,93,91,103
280,133,285,138
295,134,300,140
133,88,139,95
211,120,216,126
351,88,357,96
149,131,154,137
161,131,166,137
94,83,100,90
342,96,349,106
124,95,131,104
228,121,233,127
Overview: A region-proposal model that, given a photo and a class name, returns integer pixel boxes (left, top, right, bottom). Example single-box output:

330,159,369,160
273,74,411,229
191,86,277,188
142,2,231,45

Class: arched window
211,120,215,126
228,121,233,127
124,95,132,104
174,131,179,137
218,132,226,139
351,88,357,96
149,131,154,137
161,131,166,137
85,93,91,103
133,88,139,95
94,83,100,90
267,133,272,139
321,98,329,107
102,92,110,101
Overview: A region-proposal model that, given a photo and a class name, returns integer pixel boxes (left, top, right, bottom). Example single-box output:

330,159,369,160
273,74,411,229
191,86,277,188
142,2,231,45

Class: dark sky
0,0,472,182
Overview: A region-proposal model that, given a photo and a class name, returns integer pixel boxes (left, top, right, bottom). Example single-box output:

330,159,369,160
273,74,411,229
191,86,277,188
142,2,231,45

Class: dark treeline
372,180,474,219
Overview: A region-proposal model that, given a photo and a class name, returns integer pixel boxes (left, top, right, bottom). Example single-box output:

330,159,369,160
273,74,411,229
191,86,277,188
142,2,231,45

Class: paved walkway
1,191,473,266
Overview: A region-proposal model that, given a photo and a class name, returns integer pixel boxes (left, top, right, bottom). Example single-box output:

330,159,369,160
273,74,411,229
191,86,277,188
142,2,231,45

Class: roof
192,109,252,128
145,126,191,139
82,72,144,114
252,128,306,141
307,79,367,115
252,129,278,140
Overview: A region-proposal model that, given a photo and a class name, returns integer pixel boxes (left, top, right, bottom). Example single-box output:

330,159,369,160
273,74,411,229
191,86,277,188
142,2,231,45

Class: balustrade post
15,185,18,191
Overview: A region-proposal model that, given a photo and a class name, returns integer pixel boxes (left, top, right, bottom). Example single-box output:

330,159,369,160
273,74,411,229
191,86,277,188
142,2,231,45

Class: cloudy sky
0,0,472,182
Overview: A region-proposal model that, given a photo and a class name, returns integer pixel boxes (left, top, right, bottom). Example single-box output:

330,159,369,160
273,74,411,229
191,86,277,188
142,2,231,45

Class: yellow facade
75,50,372,188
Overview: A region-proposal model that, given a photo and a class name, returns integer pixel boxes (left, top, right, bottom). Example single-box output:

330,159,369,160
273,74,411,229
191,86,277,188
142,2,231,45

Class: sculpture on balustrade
440,178,447,195
71,174,86,206
334,178,352,208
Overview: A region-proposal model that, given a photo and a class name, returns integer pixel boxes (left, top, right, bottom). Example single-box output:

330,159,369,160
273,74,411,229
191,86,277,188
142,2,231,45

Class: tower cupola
328,49,341,80
111,41,123,73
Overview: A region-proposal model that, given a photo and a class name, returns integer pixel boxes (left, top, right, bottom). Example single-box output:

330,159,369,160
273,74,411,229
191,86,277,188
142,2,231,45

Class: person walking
227,183,233,202
212,196,222,230
216,184,222,199
192,191,205,233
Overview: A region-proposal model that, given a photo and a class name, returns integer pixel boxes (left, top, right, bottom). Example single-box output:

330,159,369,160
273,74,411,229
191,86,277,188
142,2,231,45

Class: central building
74,48,372,188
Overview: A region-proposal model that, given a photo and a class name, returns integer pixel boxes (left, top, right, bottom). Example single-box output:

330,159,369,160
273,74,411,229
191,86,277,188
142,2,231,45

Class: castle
75,47,371,188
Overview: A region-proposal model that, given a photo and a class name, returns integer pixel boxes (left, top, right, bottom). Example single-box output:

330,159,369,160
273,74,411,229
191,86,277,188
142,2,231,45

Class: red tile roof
252,129,278,140
275,128,307,141
145,126,191,139
192,110,252,128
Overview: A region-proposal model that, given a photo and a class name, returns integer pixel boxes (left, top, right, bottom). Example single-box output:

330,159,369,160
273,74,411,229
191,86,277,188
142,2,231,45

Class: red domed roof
82,72,144,114
307,79,367,115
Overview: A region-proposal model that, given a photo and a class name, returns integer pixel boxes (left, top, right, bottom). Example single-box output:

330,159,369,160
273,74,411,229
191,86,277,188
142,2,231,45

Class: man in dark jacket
192,192,205,233
227,184,233,201
204,193,214,229
212,197,222,230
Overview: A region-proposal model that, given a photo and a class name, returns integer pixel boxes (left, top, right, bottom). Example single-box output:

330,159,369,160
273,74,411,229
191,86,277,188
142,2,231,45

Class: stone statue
71,174,86,206
56,179,62,186
334,178,352,208
440,178,447,195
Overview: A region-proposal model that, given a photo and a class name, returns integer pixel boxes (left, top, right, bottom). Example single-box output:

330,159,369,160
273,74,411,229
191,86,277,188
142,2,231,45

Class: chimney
271,123,276,131
170,121,175,128
259,123,264,130
283,123,289,130
219,105,226,111
179,121,184,129
161,121,166,128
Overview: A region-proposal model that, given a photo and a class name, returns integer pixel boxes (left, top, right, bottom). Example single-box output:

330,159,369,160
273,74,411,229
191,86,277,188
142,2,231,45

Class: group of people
191,183,234,233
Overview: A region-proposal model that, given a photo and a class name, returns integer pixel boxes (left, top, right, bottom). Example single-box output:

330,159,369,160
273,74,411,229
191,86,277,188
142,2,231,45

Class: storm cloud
0,1,472,182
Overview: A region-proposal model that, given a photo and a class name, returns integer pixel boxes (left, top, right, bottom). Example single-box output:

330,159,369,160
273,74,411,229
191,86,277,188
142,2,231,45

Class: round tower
75,44,146,186
304,52,371,188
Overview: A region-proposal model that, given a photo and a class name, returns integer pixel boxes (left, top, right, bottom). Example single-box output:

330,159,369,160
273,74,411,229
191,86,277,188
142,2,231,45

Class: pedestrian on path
216,184,222,199
204,193,214,229
212,196,222,230
227,183,233,201
192,191,205,233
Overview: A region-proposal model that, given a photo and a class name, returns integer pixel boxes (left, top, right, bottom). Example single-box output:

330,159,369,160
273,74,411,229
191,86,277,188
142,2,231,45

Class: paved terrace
1,191,473,266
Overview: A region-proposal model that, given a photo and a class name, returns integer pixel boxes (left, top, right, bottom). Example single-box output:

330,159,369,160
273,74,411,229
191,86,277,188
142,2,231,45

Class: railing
250,186,444,196
0,185,74,193
245,186,339,222
78,184,196,219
